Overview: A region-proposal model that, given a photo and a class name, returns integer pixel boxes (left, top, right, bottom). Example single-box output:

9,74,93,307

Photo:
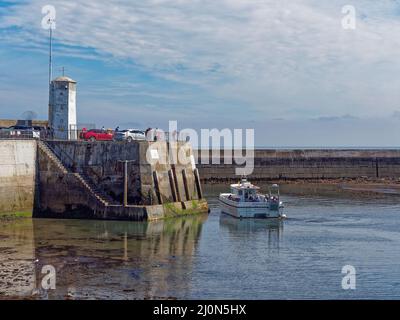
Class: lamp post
118,160,136,207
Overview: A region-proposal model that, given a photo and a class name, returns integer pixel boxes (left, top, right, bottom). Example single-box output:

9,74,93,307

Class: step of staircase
79,172,120,205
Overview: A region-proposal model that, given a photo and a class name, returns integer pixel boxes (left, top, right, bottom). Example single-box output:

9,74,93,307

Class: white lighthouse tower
48,76,77,140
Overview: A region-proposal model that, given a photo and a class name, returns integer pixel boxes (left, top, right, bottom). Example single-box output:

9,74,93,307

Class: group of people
43,127,55,139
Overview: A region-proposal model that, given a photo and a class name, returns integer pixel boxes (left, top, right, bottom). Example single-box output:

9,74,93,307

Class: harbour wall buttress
0,140,36,215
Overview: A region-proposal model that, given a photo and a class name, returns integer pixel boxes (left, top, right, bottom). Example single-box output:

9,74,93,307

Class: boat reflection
219,213,283,249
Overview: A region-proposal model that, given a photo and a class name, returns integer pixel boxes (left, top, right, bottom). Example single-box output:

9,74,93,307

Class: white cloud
1,0,400,122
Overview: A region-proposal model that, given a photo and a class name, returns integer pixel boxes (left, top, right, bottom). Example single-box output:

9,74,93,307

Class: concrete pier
196,149,400,182
0,139,208,220
3,141,400,218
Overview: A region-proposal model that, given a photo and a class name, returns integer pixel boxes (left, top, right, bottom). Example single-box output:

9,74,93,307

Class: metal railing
44,141,77,171
0,129,44,140
146,130,188,143
0,128,189,143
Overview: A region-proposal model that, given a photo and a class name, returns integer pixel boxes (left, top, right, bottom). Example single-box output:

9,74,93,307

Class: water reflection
219,213,283,249
1,214,208,299
3,186,400,299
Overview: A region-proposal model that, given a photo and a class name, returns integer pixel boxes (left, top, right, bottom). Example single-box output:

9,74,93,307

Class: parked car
114,129,146,142
80,129,114,141
2,125,41,139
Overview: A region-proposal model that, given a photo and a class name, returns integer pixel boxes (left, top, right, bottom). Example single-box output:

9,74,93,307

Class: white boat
219,178,286,219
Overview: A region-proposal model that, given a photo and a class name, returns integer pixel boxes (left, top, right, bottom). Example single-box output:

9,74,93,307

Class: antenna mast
48,19,53,85
48,18,54,129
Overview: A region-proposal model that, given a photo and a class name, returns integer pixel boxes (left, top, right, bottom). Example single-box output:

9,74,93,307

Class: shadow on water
219,213,283,250
0,214,208,299
219,214,283,233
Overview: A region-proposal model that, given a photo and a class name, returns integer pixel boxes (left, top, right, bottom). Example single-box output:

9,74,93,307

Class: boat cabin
230,179,260,202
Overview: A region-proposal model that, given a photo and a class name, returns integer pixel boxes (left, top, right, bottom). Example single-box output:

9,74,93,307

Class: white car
114,129,146,142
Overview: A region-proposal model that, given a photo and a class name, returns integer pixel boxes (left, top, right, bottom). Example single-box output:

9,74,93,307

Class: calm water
1,185,400,299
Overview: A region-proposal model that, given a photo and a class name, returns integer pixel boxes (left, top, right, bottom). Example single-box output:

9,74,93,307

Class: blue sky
1,0,400,146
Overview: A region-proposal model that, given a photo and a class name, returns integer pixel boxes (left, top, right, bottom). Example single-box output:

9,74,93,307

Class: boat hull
218,196,283,219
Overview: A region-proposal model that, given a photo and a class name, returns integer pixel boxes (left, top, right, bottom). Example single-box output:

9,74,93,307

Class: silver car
114,129,146,142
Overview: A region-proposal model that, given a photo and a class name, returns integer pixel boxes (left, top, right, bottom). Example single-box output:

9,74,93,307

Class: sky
1,0,400,147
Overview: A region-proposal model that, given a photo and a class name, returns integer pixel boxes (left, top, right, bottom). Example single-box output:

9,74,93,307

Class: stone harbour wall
196,149,400,182
33,140,206,220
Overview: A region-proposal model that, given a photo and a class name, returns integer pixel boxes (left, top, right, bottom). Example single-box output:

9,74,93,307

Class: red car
80,129,114,141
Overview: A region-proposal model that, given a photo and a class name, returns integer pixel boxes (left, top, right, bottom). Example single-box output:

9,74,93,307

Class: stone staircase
38,140,69,175
38,141,120,207
78,171,120,205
